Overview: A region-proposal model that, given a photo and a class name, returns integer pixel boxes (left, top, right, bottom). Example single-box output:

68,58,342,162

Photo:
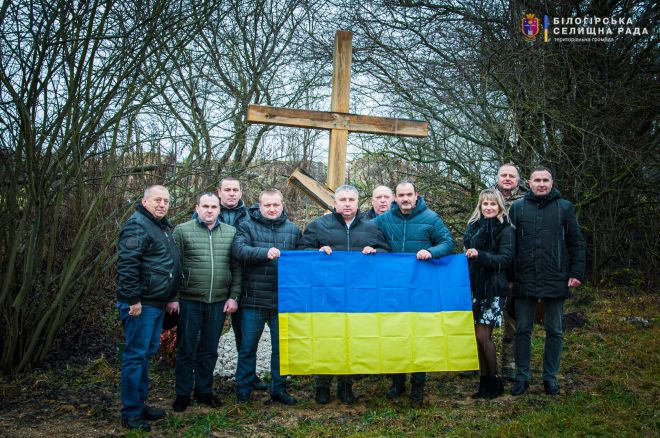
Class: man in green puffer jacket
508,167,585,397
171,192,242,412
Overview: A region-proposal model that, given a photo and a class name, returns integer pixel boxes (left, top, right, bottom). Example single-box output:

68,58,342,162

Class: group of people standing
464,164,586,400
114,165,585,431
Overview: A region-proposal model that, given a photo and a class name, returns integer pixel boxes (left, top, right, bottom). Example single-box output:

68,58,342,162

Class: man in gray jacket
171,192,241,412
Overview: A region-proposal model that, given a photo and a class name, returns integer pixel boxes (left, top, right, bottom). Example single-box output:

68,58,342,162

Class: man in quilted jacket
373,180,455,404
171,192,242,412
232,189,302,405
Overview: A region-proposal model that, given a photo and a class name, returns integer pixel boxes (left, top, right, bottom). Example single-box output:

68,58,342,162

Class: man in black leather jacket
116,185,181,431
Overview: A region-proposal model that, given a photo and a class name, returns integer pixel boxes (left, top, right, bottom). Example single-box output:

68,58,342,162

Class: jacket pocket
144,267,173,299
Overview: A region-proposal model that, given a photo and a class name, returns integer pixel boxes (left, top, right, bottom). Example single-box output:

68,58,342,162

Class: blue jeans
175,299,227,396
514,297,564,384
118,302,164,420
236,307,283,395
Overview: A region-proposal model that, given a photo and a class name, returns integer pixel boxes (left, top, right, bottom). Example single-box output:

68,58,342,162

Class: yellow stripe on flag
279,311,478,375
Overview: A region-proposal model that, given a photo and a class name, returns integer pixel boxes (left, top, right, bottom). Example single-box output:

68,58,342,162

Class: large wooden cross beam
247,30,429,209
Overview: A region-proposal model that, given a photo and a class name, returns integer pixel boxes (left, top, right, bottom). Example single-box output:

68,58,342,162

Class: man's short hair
144,184,168,198
395,180,416,194
498,162,520,178
218,176,241,189
259,188,284,202
530,166,554,179
334,184,359,199
196,191,220,205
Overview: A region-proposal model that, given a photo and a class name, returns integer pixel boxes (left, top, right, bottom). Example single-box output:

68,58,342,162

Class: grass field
0,285,657,437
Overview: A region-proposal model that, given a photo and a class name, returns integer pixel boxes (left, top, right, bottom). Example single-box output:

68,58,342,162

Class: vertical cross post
327,31,352,190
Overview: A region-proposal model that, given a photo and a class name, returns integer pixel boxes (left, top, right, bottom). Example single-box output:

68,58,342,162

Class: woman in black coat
464,189,515,399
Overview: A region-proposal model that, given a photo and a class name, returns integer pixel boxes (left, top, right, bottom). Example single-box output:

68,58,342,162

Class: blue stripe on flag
278,252,471,313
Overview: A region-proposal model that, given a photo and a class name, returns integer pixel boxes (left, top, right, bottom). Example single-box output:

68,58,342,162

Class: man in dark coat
216,176,267,392
364,185,393,219
495,163,526,382
373,180,455,404
298,184,390,404
116,185,181,431
232,189,302,405
508,167,586,396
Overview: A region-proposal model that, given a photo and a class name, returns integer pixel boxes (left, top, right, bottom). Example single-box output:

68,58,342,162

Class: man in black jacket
232,189,302,405
364,185,393,219
508,167,586,396
495,163,526,382
116,185,181,431
298,184,390,404
216,176,267,392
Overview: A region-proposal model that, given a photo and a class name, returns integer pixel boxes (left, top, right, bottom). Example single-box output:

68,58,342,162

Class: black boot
483,376,500,399
315,385,330,404
337,381,356,404
471,376,487,399
386,375,406,398
409,381,424,404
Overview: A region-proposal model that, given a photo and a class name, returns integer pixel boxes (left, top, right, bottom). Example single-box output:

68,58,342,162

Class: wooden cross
247,30,429,209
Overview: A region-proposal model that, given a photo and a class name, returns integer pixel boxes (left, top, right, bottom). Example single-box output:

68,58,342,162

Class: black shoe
471,376,487,399
410,382,424,404
543,380,560,395
236,392,251,404
337,382,356,404
483,376,501,400
511,380,529,396
195,392,221,407
121,416,151,431
172,396,190,412
271,390,297,405
315,386,330,404
142,404,165,420
252,376,268,391
386,375,406,398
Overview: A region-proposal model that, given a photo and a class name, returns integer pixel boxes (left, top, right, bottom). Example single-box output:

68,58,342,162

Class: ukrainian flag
278,251,478,375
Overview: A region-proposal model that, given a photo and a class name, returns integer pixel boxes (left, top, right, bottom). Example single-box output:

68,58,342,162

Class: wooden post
327,31,352,190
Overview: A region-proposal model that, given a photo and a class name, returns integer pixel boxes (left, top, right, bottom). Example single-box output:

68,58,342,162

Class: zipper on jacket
346,225,351,251
402,219,407,252
208,230,214,303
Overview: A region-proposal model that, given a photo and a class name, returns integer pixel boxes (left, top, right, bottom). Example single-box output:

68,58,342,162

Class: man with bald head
365,185,393,219
495,163,525,381
116,185,182,431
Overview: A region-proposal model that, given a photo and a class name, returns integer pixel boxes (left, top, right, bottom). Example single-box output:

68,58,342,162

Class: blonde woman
464,189,514,399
